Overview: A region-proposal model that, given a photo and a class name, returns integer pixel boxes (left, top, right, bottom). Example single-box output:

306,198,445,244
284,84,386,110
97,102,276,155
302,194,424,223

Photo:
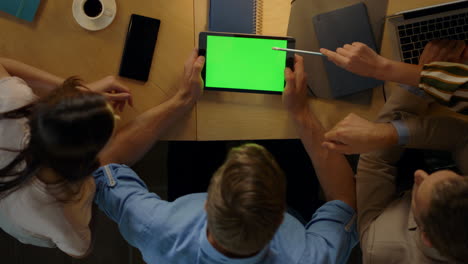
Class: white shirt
0,77,94,256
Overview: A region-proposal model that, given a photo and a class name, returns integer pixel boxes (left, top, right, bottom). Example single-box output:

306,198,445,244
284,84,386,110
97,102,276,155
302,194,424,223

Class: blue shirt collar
199,222,269,264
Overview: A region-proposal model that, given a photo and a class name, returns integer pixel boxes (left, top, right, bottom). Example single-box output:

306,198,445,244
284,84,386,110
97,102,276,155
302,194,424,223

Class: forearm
399,116,468,173
292,109,356,210
374,59,423,87
93,164,165,249
99,95,194,166
0,57,64,96
403,115,468,148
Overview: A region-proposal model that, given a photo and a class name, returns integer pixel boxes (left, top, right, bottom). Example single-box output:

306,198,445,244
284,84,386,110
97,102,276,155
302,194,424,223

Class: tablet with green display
199,32,295,94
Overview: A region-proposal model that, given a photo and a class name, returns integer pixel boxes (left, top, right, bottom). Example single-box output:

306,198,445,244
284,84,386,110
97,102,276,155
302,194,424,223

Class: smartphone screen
119,14,161,82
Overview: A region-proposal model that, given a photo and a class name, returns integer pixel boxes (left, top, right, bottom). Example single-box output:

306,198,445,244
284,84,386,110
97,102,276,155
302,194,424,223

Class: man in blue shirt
94,51,358,264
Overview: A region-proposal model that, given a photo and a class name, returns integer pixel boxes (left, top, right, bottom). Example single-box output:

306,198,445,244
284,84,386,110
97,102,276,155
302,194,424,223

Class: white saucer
72,0,117,31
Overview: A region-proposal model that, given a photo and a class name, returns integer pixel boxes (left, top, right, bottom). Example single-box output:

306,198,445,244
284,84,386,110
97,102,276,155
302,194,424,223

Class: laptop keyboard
398,12,468,64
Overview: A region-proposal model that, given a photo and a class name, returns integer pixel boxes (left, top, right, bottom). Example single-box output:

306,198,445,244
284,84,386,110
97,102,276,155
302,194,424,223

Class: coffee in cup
83,0,103,18
82,0,113,20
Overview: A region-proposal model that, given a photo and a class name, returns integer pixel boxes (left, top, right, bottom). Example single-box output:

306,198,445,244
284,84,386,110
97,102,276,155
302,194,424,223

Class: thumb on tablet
192,56,205,77
284,67,295,90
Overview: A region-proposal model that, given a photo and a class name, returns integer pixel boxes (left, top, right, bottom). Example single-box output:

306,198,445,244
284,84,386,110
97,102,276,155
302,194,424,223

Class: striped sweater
420,61,468,114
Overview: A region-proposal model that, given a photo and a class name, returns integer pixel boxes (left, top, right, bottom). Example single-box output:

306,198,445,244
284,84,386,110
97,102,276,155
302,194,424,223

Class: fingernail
198,56,205,63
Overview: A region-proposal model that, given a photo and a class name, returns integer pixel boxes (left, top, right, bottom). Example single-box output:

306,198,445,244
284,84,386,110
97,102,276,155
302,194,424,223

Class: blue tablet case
313,3,383,98
209,0,256,34
0,0,41,22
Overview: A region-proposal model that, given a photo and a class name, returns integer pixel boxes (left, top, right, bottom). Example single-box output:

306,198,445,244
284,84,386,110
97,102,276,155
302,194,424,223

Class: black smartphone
119,14,161,82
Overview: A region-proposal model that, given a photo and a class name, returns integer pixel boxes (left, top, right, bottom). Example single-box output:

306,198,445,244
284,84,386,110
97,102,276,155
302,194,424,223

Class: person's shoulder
271,213,308,263
144,193,207,224
0,76,37,111
361,231,412,264
272,202,357,264
0,177,90,251
175,193,208,202
0,76,35,96
361,195,413,255
142,193,207,258
294,201,358,263
157,193,207,220
167,193,208,213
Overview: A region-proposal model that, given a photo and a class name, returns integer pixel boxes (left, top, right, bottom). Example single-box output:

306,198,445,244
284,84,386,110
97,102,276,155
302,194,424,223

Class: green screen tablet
199,32,295,94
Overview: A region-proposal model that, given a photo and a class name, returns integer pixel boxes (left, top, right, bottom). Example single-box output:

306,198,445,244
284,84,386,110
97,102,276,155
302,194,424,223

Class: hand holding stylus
320,42,389,79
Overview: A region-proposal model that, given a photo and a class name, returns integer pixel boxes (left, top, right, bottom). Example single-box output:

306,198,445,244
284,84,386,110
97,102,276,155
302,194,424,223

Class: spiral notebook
209,0,263,34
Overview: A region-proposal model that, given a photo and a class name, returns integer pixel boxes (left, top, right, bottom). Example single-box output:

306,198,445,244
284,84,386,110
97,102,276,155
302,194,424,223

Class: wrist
379,123,399,146
172,91,197,110
379,59,423,87
289,106,311,123
289,107,322,131
373,57,394,80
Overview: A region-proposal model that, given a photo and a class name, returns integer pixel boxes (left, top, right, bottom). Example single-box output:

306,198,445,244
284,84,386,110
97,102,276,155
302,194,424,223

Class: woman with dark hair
0,57,132,257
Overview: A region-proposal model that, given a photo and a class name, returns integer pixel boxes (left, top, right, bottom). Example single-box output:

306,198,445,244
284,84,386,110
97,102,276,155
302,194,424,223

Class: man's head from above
412,169,468,263
205,143,286,257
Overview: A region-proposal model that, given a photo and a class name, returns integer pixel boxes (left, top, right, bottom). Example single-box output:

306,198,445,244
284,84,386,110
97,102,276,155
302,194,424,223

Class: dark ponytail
0,77,115,194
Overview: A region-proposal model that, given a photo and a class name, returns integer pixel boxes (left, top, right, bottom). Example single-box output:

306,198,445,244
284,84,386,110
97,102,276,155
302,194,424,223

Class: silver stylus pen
272,47,326,57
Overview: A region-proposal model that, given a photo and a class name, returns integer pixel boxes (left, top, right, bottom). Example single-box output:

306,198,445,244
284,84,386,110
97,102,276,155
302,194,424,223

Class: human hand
283,55,309,117
86,76,133,112
322,113,398,154
175,48,205,106
320,42,390,79
419,40,468,65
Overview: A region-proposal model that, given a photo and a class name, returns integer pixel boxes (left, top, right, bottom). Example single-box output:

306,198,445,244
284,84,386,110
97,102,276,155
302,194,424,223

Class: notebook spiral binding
253,0,263,34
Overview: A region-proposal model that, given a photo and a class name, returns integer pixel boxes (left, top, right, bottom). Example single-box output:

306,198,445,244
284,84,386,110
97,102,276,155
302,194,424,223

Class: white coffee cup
81,0,114,20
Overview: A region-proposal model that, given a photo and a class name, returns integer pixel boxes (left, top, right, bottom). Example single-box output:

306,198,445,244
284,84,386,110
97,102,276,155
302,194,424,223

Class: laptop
388,0,468,65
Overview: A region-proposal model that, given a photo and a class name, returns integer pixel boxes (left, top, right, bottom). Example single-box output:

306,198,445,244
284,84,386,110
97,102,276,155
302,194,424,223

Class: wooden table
194,0,388,140
0,0,197,140
194,0,467,140
0,0,465,141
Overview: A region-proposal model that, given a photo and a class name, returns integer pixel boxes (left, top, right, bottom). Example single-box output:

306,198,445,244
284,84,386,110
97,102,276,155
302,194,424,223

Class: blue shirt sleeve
398,84,430,99
93,164,168,250
390,120,410,146
302,200,358,264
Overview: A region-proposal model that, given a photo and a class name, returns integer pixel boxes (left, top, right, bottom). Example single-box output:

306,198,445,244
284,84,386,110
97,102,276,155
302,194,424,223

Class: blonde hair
206,143,286,255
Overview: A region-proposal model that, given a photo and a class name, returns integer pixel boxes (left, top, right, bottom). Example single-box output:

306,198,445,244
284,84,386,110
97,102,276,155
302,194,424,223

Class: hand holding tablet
198,32,295,94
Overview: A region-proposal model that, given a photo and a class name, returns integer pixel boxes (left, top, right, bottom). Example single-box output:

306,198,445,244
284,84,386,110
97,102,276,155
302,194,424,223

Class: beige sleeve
357,147,406,263
357,86,431,239
404,116,468,174
359,84,468,254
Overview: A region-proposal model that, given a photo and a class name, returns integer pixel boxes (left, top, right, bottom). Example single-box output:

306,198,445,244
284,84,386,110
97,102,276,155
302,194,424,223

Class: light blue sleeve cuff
391,120,410,145
399,84,432,100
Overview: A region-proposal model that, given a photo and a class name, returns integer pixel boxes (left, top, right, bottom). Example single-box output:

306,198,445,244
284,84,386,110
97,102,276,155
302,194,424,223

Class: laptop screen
401,0,468,19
